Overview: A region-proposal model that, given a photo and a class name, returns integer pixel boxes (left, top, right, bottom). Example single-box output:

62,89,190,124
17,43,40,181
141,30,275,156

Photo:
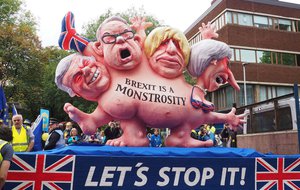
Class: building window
276,86,293,96
238,13,253,26
257,51,271,64
240,49,256,63
235,49,241,62
226,11,232,24
233,12,238,24
239,84,254,106
297,21,300,32
259,86,267,101
225,86,234,108
253,15,269,28
296,54,300,66
282,53,295,66
230,48,234,61
278,18,292,31
268,17,273,29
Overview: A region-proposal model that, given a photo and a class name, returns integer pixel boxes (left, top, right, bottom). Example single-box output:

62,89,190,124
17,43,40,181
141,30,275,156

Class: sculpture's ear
82,41,104,58
211,59,217,65
92,41,104,57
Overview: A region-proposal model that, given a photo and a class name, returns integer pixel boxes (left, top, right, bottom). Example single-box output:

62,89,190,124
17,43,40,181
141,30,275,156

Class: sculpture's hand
130,16,153,33
199,22,219,39
130,16,153,44
226,108,248,131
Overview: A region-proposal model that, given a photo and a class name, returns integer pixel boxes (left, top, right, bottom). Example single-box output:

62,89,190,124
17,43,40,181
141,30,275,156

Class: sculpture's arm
203,108,247,130
130,16,153,45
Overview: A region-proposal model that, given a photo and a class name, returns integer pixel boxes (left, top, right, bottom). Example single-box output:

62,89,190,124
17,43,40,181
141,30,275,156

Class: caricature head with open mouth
95,16,143,71
187,39,240,92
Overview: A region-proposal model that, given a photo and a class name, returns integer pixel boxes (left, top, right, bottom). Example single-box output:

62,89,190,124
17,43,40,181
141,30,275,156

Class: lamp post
242,62,249,134
242,62,249,106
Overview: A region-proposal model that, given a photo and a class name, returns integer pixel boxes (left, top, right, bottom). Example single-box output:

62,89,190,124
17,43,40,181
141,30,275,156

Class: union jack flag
256,157,300,190
6,154,75,190
58,11,90,53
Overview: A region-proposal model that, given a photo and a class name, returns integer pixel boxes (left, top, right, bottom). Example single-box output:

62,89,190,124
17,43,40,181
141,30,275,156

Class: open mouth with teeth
87,68,100,85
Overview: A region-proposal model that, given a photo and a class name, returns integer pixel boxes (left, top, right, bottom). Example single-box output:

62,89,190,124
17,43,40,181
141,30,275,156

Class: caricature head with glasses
95,16,143,71
101,30,134,44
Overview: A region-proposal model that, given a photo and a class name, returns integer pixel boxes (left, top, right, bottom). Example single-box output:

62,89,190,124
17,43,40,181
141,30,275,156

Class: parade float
5,12,300,190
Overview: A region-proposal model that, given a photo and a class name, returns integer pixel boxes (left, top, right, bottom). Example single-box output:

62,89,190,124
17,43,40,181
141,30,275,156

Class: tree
0,0,44,120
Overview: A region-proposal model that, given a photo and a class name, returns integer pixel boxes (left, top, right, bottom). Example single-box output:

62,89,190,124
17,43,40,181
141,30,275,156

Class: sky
23,0,300,47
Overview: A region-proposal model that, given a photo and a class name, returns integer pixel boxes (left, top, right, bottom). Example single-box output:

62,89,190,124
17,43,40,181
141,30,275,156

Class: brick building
184,0,300,154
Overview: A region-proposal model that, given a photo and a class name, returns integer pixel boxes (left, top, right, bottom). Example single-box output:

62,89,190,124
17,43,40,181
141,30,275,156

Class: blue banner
40,109,49,132
5,147,300,189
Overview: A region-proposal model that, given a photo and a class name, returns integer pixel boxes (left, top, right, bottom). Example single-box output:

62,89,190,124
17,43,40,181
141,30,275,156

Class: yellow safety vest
12,125,29,152
0,139,8,162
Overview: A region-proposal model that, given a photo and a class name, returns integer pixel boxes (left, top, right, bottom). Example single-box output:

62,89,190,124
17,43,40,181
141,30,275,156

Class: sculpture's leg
106,119,149,147
165,125,213,147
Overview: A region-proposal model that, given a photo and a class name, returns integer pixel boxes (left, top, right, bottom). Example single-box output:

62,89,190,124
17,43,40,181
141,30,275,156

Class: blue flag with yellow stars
0,85,9,126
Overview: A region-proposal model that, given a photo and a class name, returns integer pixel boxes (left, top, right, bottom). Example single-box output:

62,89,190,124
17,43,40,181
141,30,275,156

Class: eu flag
0,85,9,126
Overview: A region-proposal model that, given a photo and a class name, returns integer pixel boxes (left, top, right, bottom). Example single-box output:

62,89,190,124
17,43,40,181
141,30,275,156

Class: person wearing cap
23,119,31,128
44,118,65,150
0,126,13,189
11,114,34,152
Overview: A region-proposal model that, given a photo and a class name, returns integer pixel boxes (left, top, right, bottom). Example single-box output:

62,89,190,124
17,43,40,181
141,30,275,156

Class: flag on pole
32,115,43,151
12,103,18,116
0,85,9,126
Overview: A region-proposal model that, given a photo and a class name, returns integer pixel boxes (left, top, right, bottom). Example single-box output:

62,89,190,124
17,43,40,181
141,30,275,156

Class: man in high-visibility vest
0,126,13,189
11,114,34,152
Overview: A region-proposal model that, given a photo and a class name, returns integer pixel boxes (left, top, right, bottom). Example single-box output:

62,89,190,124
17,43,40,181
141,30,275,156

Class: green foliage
0,0,21,24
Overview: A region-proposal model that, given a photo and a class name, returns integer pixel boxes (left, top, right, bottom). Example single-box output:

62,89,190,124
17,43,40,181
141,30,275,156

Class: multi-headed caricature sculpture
55,12,246,147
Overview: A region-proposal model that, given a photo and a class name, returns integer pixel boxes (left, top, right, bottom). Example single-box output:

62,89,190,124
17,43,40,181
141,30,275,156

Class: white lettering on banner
85,166,98,186
220,167,247,186
157,167,170,186
134,163,149,187
201,168,214,185
100,166,116,186
157,167,215,187
84,164,247,187
117,167,132,186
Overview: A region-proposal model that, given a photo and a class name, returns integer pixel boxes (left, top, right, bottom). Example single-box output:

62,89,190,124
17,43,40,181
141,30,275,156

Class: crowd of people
43,118,118,150
190,123,238,148
0,114,239,188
